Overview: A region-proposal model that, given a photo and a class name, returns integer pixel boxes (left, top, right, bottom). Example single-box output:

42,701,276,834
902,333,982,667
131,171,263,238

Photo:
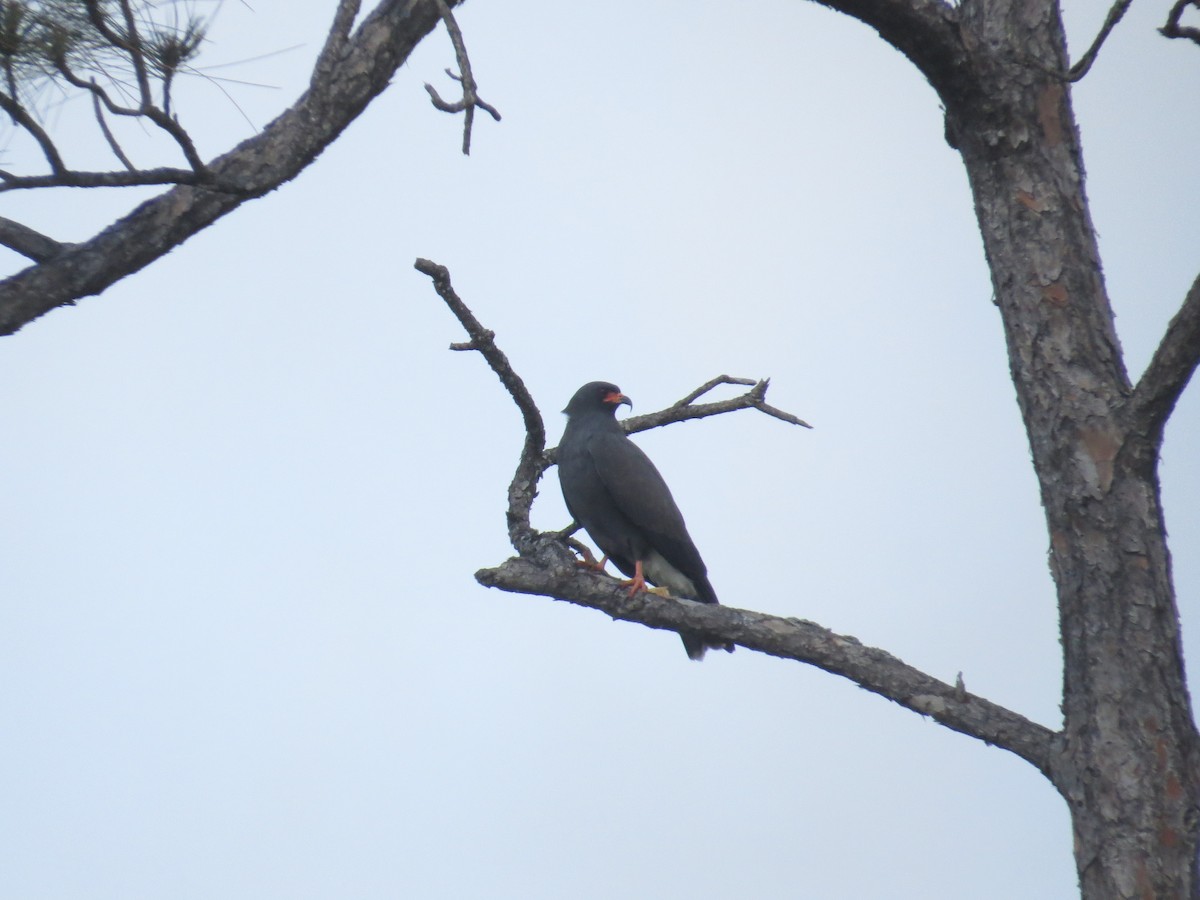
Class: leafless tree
4,1,1200,897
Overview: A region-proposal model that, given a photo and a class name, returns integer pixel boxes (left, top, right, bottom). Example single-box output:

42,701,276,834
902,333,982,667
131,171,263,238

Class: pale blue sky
2,2,1198,897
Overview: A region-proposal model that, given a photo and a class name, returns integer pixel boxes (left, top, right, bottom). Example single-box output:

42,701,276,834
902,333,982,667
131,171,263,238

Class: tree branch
622,379,812,436
1129,272,1200,442
312,0,363,86
0,217,65,262
91,84,137,172
414,258,546,554
53,44,207,175
424,0,501,155
1161,0,1200,44
0,0,462,336
0,167,201,193
477,555,1059,775
1065,0,1133,81
0,89,66,174
812,0,969,108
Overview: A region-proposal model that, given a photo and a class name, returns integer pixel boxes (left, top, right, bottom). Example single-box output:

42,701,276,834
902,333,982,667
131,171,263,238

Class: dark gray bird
558,381,734,660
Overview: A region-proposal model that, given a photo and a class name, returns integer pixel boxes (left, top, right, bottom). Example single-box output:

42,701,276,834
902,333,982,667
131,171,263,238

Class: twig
84,0,152,107
54,51,207,175
1161,0,1200,44
672,375,757,407
1065,0,1133,81
623,378,812,435
92,84,136,172
0,90,66,175
424,0,501,155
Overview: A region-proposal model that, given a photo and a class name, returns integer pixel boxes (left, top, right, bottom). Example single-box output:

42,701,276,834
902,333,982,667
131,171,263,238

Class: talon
575,553,609,573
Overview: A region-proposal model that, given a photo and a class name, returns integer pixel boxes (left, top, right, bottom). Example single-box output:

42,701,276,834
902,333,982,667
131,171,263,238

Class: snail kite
558,381,734,660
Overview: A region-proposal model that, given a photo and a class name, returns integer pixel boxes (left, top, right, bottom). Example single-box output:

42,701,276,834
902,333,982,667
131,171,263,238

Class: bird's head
564,381,632,417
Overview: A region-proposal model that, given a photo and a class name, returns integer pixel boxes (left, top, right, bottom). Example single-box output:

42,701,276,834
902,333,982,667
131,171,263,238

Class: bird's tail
680,573,734,660
680,632,735,661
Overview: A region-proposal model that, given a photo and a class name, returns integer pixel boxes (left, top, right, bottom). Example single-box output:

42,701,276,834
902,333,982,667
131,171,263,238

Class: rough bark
822,0,1200,895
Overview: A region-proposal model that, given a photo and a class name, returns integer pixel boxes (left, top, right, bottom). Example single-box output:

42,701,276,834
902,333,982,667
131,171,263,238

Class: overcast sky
2,1,1198,897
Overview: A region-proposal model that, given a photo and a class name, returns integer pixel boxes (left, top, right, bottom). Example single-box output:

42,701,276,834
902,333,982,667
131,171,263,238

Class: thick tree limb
0,0,462,336
1129,272,1200,442
812,0,969,108
477,554,1058,775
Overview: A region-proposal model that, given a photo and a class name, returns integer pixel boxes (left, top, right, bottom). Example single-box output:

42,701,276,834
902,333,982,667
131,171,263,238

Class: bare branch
1065,0,1133,81
424,0,501,155
623,379,812,435
139,101,207,174
477,555,1059,776
1129,273,1200,442
1161,0,1200,44
672,375,757,406
0,217,65,262
116,0,152,106
0,167,199,193
414,258,546,554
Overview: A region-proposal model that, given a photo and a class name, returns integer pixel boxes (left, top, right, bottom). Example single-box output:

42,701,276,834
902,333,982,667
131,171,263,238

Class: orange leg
623,559,647,596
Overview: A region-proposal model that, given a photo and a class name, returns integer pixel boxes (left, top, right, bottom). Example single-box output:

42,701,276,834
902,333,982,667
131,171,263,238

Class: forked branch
423,0,501,154
415,258,1059,777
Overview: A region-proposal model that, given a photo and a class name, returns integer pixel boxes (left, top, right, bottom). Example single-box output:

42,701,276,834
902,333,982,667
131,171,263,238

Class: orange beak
604,391,632,409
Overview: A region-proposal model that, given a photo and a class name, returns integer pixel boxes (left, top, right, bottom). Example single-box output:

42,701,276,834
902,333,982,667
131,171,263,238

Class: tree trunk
947,2,1200,895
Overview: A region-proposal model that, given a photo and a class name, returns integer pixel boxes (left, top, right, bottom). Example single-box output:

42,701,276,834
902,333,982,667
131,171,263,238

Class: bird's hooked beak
604,390,632,410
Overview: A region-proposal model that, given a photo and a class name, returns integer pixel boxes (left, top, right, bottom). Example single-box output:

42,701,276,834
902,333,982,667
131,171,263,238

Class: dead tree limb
415,258,1059,777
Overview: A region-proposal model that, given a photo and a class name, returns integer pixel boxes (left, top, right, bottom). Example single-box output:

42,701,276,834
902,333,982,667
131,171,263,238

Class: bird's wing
586,432,709,581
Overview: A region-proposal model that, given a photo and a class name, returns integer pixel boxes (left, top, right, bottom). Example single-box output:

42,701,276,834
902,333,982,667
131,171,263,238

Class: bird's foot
621,561,649,597
575,554,609,573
